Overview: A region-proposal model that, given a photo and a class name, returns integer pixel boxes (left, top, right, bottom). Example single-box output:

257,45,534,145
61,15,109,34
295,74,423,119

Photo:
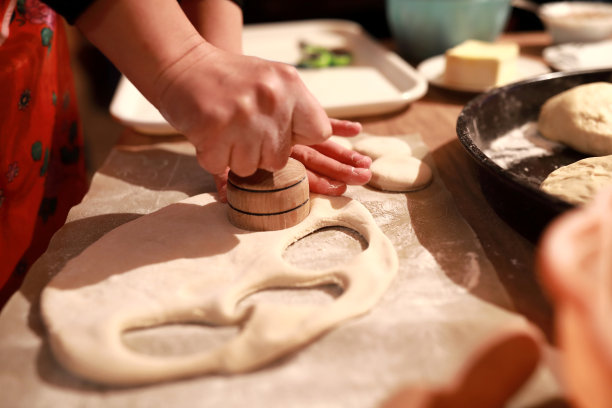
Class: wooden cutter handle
226,158,310,231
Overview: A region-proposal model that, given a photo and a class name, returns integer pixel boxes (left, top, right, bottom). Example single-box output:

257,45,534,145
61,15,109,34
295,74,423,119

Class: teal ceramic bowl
386,0,512,63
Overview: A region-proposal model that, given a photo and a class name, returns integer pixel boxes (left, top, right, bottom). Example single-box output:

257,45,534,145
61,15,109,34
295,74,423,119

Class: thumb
330,118,362,136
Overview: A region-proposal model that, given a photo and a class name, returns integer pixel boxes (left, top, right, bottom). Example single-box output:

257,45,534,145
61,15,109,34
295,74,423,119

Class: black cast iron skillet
456,68,612,242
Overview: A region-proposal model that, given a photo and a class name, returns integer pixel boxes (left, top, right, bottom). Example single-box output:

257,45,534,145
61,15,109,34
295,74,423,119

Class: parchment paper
0,134,562,407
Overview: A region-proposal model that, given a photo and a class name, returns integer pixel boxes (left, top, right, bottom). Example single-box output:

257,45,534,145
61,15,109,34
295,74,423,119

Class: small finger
291,145,371,185
311,140,372,169
330,118,362,136
306,169,347,196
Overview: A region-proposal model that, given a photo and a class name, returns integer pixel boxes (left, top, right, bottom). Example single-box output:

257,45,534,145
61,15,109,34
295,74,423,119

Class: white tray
109,19,428,135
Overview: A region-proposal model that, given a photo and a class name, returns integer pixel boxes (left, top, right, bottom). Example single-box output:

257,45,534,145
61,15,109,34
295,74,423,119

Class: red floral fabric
0,0,87,304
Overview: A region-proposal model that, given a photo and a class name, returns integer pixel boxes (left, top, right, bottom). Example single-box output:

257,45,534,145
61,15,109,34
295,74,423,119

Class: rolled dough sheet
41,193,398,385
0,136,561,407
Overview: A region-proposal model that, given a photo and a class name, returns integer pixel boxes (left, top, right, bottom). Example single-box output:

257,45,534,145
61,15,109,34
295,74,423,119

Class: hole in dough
283,226,368,270
240,284,343,308
122,323,239,357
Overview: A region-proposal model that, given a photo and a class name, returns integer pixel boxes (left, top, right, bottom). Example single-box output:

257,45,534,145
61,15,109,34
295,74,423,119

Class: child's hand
290,119,371,197
213,119,371,202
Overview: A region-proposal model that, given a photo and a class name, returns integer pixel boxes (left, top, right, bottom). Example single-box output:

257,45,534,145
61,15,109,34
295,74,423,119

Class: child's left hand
213,121,372,202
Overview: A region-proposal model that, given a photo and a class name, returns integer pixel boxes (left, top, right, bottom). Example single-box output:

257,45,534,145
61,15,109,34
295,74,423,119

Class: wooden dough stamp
226,158,310,231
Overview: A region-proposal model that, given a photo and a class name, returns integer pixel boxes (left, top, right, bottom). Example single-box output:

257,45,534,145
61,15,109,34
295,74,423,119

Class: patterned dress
0,0,87,303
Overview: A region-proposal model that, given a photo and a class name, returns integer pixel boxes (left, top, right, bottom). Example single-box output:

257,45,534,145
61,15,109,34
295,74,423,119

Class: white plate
543,40,612,71
110,19,428,135
417,55,552,93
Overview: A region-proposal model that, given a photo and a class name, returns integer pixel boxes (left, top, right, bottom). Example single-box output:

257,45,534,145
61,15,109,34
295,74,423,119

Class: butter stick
443,40,519,89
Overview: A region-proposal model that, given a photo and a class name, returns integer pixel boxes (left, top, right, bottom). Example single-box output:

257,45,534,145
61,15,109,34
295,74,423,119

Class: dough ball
538,82,612,156
353,136,412,160
328,136,353,150
369,155,432,192
541,155,612,205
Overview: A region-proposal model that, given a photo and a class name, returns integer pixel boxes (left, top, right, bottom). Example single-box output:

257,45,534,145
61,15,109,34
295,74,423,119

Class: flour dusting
483,121,565,169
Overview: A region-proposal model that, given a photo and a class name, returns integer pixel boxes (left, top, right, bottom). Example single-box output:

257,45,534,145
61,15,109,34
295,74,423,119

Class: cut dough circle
369,155,432,192
541,155,612,205
353,136,412,160
40,193,398,386
538,82,612,156
328,135,353,150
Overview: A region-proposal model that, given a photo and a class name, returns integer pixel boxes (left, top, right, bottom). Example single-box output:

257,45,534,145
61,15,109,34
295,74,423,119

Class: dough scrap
541,155,612,205
40,194,398,386
538,82,612,156
353,136,412,160
369,155,433,192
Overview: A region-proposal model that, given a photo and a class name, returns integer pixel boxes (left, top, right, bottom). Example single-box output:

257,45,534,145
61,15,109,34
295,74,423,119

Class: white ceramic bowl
539,1,612,43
